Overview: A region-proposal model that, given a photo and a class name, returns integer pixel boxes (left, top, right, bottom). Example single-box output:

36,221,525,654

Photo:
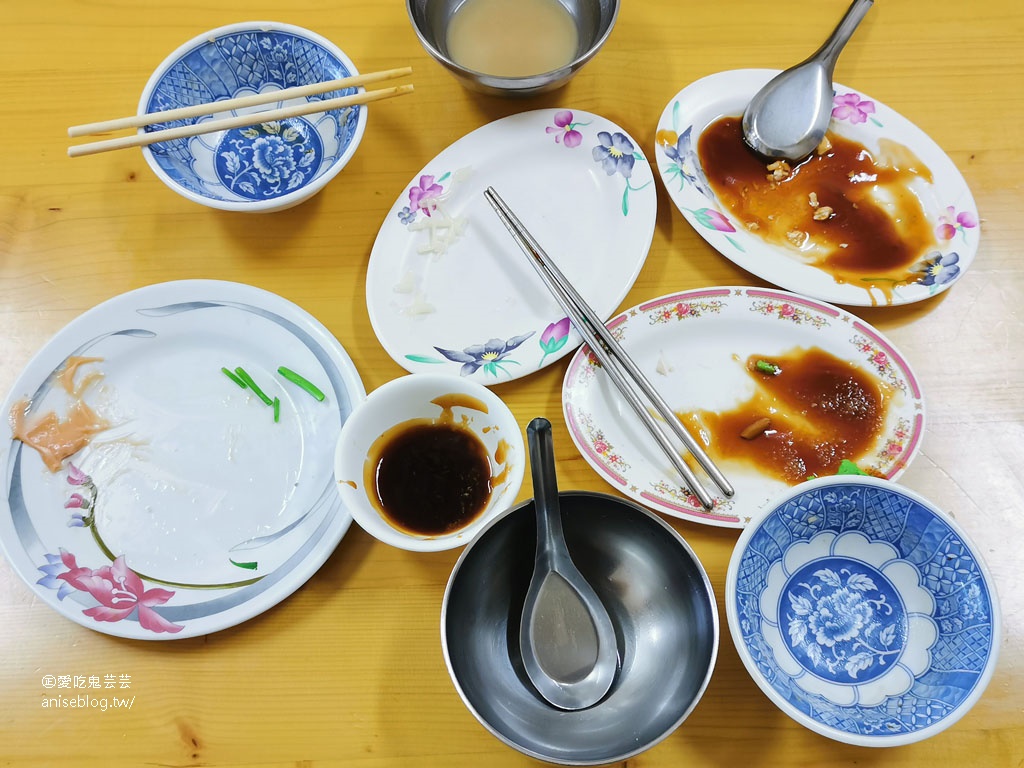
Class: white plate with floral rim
561,287,925,527
654,69,978,307
0,280,365,639
366,109,657,384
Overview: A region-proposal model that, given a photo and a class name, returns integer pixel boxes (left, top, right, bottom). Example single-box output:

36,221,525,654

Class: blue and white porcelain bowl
726,475,999,746
138,22,368,212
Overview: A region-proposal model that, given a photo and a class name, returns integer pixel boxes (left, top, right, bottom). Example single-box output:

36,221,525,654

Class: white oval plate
561,287,925,527
0,280,364,639
366,109,657,383
654,70,979,307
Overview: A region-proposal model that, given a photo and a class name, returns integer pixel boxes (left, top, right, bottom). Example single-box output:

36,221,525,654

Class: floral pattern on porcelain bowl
726,475,999,746
138,22,366,212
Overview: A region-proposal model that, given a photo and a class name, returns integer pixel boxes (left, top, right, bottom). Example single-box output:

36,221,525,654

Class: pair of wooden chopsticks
67,66,414,158
484,186,735,512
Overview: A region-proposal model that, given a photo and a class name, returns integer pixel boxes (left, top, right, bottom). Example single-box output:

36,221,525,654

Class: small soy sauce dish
334,374,525,551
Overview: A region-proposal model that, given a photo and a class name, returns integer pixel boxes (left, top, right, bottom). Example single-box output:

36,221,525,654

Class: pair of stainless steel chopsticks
484,186,734,511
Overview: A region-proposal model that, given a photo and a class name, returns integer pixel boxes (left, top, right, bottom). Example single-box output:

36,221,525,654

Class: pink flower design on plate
55,550,183,634
67,463,91,486
779,303,796,318
832,93,876,124
545,110,584,148
64,492,90,510
936,206,979,241
408,175,444,216
688,207,736,233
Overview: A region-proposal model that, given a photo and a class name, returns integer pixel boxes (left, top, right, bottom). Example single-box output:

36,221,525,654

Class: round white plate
654,69,979,307
0,280,365,639
561,287,925,527
366,109,657,383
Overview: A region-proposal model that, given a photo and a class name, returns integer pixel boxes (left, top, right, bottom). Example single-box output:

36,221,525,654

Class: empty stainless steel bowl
441,491,718,764
406,0,619,97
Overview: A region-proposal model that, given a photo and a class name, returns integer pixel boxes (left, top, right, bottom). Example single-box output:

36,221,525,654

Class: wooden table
2,1,1021,765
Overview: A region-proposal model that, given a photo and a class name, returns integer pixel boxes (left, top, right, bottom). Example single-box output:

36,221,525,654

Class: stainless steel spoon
520,417,618,710
742,0,873,161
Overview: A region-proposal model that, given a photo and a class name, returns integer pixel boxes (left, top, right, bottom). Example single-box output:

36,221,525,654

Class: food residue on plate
406,167,472,260
9,356,111,472
655,350,674,376
393,168,473,317
697,116,939,303
676,347,892,484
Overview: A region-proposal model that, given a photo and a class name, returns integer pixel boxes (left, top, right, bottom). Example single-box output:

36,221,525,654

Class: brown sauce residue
698,117,938,301
678,348,889,484
362,393,500,536
9,356,110,472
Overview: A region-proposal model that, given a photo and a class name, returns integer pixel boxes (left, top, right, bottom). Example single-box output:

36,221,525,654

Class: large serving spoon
520,417,617,710
742,0,874,161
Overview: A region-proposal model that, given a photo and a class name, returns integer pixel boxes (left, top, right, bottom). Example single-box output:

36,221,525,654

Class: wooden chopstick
68,66,413,137
484,186,735,512
67,84,414,158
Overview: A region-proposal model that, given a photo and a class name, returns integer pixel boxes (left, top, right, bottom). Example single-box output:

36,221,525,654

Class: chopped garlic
393,270,417,294
404,291,436,316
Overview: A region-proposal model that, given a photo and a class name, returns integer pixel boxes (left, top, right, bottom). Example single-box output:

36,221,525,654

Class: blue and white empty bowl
139,22,368,212
726,475,999,746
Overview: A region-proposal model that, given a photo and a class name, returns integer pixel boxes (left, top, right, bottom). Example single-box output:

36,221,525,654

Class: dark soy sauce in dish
365,394,495,536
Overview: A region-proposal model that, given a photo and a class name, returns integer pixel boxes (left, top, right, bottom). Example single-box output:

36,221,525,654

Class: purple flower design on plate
658,125,711,197
546,110,588,148
408,175,444,217
832,93,876,125
910,251,961,287
537,317,572,367
435,332,535,378
936,206,978,242
593,131,636,179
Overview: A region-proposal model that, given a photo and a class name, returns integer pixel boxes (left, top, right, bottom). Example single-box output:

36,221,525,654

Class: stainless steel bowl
406,0,619,97
441,491,718,765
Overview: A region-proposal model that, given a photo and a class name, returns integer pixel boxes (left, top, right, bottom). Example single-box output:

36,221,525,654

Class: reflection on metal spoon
520,417,618,710
742,0,873,161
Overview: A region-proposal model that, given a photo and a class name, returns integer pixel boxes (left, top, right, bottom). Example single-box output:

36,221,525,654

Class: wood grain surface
0,0,1021,765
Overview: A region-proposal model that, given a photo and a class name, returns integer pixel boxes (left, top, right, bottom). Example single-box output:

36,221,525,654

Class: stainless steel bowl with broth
407,0,619,96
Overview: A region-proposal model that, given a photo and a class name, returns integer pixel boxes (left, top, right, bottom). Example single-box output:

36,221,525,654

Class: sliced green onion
277,366,326,402
234,367,273,406
221,367,247,388
755,359,781,376
837,459,869,476
273,397,280,423
230,559,258,571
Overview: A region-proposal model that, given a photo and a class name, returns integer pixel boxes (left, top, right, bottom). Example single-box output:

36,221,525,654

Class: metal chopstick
484,186,734,511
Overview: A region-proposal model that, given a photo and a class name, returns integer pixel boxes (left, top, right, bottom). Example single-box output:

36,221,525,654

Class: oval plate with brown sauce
561,287,925,527
654,69,978,307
